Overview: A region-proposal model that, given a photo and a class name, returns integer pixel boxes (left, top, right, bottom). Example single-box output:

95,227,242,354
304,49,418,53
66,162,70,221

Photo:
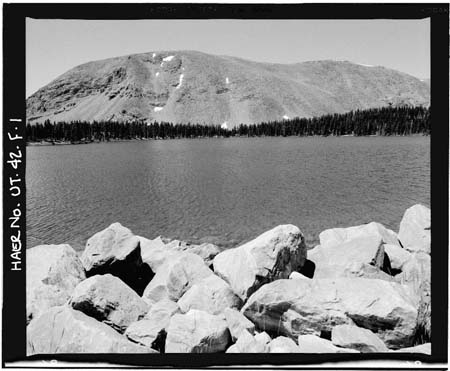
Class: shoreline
26,133,429,147
26,204,431,354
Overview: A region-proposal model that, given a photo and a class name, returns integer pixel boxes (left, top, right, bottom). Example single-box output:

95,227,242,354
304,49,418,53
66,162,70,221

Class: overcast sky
26,18,430,97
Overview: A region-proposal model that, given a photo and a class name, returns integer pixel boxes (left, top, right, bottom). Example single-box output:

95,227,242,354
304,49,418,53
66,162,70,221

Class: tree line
26,105,430,143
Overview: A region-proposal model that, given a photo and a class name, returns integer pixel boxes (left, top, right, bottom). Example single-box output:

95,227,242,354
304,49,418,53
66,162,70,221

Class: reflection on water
26,136,430,251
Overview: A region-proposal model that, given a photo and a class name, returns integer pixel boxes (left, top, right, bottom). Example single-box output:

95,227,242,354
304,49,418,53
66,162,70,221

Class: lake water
26,136,430,251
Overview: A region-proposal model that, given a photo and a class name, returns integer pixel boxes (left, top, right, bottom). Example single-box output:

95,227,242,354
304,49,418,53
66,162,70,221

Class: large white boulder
395,252,431,343
269,336,300,353
126,299,179,352
383,243,412,271
319,222,400,249
331,324,389,352
142,252,213,304
27,306,154,354
178,274,242,315
395,252,430,293
226,330,268,353
81,223,152,295
27,244,85,323
394,343,431,354
166,239,221,267
68,274,149,333
242,278,417,349
297,334,359,353
165,310,230,353
138,235,177,273
398,204,431,254
308,235,391,279
223,308,255,342
213,224,307,300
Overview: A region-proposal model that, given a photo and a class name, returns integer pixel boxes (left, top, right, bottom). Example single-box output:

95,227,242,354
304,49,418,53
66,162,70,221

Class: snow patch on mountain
221,122,228,129
154,107,163,112
176,74,184,89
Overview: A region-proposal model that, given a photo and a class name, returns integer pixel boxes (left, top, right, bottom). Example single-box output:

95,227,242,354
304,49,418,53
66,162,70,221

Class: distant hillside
27,50,430,128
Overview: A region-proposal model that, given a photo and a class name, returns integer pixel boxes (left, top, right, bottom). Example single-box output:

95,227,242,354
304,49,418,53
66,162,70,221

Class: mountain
27,50,430,128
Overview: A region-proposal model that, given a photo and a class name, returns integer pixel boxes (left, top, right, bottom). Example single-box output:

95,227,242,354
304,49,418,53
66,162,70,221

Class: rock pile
27,204,431,355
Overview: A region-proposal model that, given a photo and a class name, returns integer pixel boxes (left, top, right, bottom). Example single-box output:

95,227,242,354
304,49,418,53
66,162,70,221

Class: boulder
384,244,412,272
308,236,392,279
178,274,242,315
126,299,179,352
213,224,307,300
226,330,268,353
68,274,148,333
27,306,155,354
242,278,417,349
81,223,152,295
139,235,177,273
145,298,180,320
297,334,359,353
394,343,431,355
166,240,221,267
395,252,430,293
290,271,311,280
223,308,255,341
254,331,272,345
394,252,431,344
142,252,213,304
331,324,389,352
398,204,431,254
165,310,230,353
319,222,400,249
27,244,85,323
269,336,300,353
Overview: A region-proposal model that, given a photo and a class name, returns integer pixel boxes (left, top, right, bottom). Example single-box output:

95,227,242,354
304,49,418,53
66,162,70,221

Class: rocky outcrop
81,223,153,295
213,224,307,300
178,274,242,315
242,278,418,349
297,334,359,353
27,244,85,323
398,204,431,254
27,306,155,354
68,274,149,333
308,235,391,279
331,324,389,352
142,252,213,304
165,310,231,353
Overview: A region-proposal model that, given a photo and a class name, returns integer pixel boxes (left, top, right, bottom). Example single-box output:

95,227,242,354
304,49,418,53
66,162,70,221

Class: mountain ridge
27,50,430,128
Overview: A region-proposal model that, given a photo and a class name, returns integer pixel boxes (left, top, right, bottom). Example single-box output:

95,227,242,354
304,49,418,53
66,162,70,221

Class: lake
26,136,430,251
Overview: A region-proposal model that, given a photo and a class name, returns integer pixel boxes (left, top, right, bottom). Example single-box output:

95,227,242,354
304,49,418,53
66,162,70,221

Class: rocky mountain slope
27,51,430,128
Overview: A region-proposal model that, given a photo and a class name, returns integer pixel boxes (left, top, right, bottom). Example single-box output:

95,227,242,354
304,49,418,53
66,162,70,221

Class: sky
26,18,430,97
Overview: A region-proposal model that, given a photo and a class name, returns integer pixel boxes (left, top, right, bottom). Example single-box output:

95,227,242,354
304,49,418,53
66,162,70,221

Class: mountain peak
27,51,429,127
